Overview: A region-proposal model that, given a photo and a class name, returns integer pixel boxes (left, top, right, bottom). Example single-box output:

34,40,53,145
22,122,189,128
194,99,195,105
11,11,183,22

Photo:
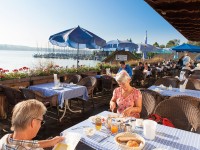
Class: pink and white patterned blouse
113,87,142,118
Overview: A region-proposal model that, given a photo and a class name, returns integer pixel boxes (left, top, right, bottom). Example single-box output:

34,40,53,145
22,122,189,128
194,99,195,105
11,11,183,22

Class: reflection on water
0,50,100,70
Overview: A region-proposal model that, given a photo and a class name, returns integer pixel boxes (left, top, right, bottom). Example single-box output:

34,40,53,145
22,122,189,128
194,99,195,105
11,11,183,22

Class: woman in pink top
110,70,142,118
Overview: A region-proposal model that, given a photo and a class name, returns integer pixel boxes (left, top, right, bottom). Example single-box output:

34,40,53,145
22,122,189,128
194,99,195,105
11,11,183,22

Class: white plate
52,87,64,90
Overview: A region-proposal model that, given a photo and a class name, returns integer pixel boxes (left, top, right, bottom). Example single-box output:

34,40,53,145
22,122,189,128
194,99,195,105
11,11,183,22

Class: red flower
0,75,5,78
13,69,18,72
23,67,28,70
0,68,3,71
19,68,23,71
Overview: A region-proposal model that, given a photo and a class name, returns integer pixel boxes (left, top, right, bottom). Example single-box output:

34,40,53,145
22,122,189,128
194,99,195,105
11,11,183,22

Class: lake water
0,50,100,71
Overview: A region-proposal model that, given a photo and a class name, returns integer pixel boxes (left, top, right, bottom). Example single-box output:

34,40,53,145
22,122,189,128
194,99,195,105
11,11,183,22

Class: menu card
53,132,81,150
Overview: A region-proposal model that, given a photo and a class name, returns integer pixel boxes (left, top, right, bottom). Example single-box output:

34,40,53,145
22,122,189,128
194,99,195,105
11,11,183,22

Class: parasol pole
77,43,79,68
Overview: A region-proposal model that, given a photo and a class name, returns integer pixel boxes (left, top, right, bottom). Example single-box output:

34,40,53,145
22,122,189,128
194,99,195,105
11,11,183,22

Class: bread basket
114,132,145,150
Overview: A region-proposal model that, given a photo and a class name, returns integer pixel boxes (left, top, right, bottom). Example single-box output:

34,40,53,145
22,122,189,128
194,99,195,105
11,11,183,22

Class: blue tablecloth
29,83,88,107
61,111,200,150
148,85,200,98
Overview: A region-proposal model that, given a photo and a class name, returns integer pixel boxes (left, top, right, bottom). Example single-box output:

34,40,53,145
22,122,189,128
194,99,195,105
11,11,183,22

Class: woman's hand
122,107,133,117
110,101,116,112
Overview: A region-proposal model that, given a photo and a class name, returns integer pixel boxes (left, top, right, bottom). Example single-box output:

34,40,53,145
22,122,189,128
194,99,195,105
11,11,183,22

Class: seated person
135,62,144,72
0,99,64,150
118,61,132,77
110,70,142,118
182,62,191,71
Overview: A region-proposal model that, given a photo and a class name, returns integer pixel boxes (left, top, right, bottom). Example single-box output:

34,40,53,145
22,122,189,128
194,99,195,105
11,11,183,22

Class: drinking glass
111,123,118,134
95,117,102,131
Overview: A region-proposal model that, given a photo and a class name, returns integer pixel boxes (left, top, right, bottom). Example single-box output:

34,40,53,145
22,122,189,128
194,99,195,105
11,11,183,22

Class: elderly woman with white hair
0,99,64,150
110,70,142,118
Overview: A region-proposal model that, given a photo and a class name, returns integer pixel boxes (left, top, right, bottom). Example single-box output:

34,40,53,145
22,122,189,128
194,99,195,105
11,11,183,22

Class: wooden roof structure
145,0,200,42
102,50,138,64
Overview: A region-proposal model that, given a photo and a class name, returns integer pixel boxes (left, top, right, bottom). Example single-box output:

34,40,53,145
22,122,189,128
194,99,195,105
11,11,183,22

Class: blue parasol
49,26,106,67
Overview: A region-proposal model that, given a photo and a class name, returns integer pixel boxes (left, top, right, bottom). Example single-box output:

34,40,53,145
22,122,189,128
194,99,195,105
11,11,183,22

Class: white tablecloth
61,111,200,150
29,82,88,107
148,85,200,99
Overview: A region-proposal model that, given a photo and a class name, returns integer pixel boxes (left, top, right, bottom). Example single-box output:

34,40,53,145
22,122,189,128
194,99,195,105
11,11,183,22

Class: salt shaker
125,124,132,132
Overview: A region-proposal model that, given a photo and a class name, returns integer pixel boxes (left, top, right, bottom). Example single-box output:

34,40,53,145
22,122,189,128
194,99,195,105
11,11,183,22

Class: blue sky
0,0,187,47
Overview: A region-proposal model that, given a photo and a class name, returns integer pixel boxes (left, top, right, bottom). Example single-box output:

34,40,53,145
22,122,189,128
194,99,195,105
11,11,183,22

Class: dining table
29,82,89,121
148,85,200,99
61,111,200,150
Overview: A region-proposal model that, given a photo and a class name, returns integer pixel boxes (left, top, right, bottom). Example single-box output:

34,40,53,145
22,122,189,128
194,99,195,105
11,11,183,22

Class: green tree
153,42,159,47
166,39,180,48
166,40,174,48
174,39,180,46
160,44,165,48
147,52,155,59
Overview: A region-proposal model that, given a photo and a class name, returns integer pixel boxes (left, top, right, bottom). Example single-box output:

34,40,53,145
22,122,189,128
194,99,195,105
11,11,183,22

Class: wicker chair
154,77,179,88
101,75,116,93
140,88,166,105
180,78,200,90
169,95,200,109
0,85,25,116
64,74,82,84
77,76,97,109
140,91,156,118
132,70,145,86
192,70,200,75
20,88,59,120
189,74,200,79
154,98,200,131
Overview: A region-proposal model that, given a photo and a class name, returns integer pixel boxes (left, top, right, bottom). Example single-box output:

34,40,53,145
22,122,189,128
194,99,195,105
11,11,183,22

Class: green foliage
159,44,165,48
147,52,155,59
132,52,141,59
153,42,159,47
166,39,180,48
0,61,103,81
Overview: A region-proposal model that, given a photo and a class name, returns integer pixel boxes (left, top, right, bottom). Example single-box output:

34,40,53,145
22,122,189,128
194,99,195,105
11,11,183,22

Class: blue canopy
172,43,200,52
49,26,106,49
102,39,138,52
49,26,106,67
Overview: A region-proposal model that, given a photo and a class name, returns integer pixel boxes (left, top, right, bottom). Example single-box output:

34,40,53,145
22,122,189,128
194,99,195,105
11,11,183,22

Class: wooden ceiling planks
145,0,200,41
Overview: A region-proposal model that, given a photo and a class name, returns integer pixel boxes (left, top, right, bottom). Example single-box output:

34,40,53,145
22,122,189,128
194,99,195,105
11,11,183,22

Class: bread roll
117,136,141,144
126,140,139,147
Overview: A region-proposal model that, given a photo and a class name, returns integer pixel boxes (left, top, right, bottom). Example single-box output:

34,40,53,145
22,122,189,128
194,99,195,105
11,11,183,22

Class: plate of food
84,127,96,136
115,132,145,150
88,115,106,124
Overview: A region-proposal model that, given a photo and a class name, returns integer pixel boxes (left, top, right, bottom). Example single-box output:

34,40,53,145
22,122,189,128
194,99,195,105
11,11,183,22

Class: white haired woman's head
115,70,131,83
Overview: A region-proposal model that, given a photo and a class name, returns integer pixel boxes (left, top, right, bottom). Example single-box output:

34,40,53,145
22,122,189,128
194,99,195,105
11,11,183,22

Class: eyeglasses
34,118,45,125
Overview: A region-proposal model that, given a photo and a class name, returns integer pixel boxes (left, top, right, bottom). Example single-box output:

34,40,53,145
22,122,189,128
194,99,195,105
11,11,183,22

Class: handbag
148,114,175,128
